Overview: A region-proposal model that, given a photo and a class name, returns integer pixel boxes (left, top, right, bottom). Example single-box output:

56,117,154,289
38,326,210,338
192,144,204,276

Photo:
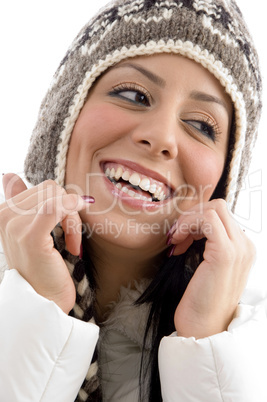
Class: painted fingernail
167,244,176,258
166,223,177,245
81,195,95,203
166,221,177,238
166,235,173,246
166,227,174,238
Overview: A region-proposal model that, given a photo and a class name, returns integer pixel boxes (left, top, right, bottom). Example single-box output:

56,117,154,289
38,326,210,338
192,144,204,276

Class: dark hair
135,116,236,401
136,240,205,401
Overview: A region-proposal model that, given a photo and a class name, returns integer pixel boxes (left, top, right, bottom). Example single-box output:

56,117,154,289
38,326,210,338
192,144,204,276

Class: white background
0,1,266,289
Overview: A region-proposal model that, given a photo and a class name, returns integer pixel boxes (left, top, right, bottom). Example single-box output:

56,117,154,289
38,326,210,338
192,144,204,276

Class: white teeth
129,172,141,187
110,167,115,178
105,165,168,201
128,189,136,197
149,183,157,194
116,185,152,201
122,170,130,181
139,177,150,191
144,195,152,201
158,191,165,201
115,167,123,180
151,187,163,201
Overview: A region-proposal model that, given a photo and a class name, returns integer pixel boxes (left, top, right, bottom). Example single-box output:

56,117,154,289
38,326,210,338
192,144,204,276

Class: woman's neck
85,237,163,321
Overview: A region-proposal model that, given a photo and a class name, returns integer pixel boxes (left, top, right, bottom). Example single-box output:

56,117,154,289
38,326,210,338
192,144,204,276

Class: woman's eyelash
109,86,221,141
109,83,151,106
183,119,221,142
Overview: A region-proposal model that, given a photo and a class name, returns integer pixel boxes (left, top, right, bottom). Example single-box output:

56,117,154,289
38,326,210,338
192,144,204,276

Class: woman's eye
185,120,218,141
120,90,149,105
109,86,151,106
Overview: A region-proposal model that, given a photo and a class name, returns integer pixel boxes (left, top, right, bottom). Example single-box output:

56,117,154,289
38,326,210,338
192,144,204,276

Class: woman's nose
131,110,179,159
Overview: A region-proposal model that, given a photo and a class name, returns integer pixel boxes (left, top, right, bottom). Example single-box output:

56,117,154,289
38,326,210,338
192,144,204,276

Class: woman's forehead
94,53,232,111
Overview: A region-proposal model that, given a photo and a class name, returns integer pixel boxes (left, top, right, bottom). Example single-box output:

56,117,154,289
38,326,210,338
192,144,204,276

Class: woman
0,0,266,401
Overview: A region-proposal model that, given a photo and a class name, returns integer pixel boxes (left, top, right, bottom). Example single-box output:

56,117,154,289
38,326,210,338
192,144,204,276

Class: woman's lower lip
103,175,170,211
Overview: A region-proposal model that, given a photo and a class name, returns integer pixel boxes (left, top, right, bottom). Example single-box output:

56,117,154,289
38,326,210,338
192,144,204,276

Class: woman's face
65,54,232,254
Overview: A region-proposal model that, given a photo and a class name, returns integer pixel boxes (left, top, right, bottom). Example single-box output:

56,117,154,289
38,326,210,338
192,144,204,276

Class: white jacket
1,251,267,402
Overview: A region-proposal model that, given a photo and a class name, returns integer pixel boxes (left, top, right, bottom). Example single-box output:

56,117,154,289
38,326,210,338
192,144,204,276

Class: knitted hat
24,0,262,211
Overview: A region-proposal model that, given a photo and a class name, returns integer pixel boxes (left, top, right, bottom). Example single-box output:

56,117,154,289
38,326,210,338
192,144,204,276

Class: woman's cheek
74,102,136,148
202,156,225,200
185,149,225,203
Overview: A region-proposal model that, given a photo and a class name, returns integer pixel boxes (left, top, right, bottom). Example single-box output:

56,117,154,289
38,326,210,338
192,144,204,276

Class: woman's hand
168,199,255,339
0,173,93,314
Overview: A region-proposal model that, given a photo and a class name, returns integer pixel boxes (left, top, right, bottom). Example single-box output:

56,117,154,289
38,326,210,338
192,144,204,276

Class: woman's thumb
2,173,28,200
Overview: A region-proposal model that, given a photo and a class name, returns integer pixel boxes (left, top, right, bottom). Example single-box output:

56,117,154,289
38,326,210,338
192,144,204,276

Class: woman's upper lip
100,158,175,191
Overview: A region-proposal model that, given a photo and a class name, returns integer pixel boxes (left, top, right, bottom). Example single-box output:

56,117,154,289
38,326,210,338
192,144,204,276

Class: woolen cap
24,0,262,210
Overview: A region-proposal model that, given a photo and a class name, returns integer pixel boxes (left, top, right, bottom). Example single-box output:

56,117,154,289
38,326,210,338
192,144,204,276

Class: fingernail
166,221,177,238
81,195,95,203
166,223,177,245
166,227,173,238
166,235,173,246
167,244,176,258
79,244,83,259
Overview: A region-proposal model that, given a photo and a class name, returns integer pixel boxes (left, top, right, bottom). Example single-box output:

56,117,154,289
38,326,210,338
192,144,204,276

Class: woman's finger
0,180,65,215
61,212,83,256
171,213,228,257
170,200,241,243
2,173,28,200
28,194,93,253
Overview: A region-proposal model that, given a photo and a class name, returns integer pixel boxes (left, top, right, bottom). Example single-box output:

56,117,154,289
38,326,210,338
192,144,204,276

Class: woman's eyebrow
190,90,228,111
109,65,228,111
111,62,166,88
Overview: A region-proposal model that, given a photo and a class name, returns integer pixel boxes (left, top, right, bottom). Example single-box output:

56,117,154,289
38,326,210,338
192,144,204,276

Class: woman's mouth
102,162,173,203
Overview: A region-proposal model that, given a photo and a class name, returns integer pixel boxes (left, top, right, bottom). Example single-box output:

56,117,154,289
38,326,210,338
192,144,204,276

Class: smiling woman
0,1,267,402
65,54,231,253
